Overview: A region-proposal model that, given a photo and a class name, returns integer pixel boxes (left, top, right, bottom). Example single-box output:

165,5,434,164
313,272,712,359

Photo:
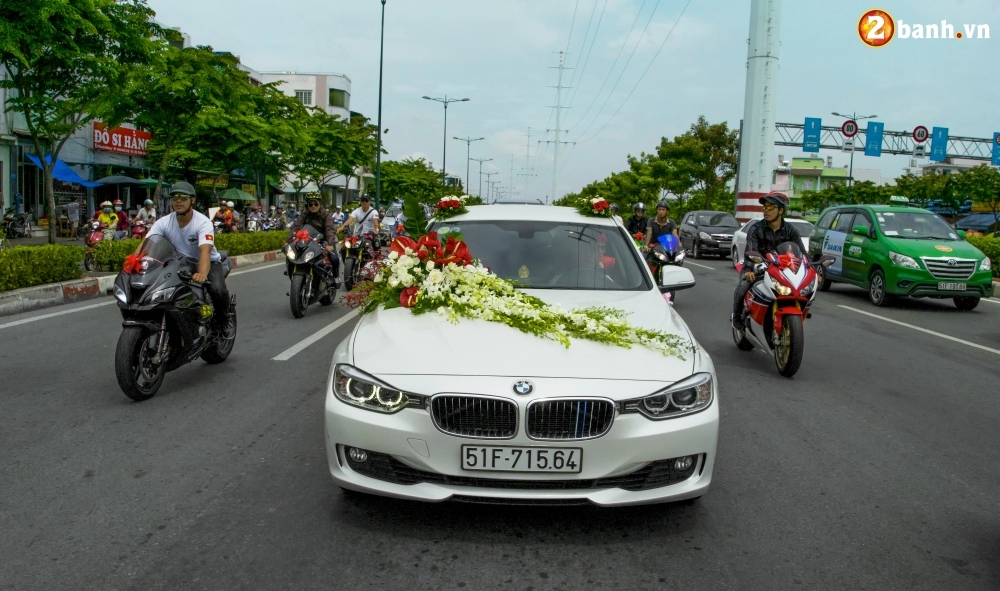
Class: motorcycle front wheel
343,258,357,292
84,252,95,271
773,315,804,378
290,274,309,318
115,326,165,401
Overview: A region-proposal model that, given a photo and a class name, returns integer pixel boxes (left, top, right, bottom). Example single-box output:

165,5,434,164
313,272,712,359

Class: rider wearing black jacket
287,197,341,286
625,202,648,237
732,192,802,330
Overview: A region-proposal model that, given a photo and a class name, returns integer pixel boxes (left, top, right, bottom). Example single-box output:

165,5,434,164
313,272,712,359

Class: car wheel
868,269,890,307
819,265,832,292
693,241,702,259
732,248,740,269
954,296,980,311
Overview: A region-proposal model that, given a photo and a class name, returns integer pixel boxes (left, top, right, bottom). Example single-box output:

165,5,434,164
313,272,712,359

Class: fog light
348,447,368,463
673,456,694,471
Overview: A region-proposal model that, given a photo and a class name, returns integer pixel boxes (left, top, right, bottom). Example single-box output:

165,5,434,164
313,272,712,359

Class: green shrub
966,235,1000,277
0,245,86,292
90,231,287,271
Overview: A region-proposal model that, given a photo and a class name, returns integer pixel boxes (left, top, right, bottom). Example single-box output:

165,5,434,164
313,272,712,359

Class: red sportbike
732,242,834,377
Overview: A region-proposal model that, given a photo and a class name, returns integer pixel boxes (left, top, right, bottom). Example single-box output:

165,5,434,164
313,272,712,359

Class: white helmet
226,201,234,207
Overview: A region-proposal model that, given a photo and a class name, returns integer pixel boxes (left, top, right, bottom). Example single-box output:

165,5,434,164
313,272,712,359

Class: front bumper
888,269,994,298
324,390,718,506
695,239,731,256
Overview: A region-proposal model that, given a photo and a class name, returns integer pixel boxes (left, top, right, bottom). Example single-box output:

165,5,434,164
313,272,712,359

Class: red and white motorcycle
732,242,834,378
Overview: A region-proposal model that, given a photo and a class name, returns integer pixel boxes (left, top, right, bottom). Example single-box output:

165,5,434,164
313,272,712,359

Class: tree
655,116,738,209
0,0,160,242
957,165,1000,222
380,158,453,205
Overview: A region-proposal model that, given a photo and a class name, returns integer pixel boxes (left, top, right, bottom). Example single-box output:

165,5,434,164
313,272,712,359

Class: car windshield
430,220,649,290
698,213,738,227
875,211,958,240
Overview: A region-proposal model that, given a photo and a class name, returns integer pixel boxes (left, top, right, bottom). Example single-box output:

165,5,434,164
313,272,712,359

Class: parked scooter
732,242,834,378
283,224,339,318
2,207,32,239
113,235,237,401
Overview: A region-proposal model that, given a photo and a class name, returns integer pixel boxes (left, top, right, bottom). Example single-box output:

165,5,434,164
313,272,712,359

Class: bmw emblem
512,380,534,396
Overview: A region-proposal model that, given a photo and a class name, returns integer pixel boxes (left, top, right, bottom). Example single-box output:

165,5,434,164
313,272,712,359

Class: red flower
391,236,418,256
399,286,419,308
633,232,644,241
592,200,609,212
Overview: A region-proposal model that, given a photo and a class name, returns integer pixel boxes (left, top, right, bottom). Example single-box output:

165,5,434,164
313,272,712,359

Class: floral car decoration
575,196,612,218
432,195,469,221
343,231,692,358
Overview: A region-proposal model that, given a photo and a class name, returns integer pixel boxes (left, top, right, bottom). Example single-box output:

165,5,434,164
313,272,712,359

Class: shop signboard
93,122,152,156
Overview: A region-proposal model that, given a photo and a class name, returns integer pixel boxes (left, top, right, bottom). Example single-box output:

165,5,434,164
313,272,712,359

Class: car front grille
920,257,977,280
431,395,517,439
711,233,733,242
345,450,700,492
526,399,615,440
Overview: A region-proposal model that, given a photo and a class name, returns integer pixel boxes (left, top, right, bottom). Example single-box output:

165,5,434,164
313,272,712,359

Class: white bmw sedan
324,205,719,506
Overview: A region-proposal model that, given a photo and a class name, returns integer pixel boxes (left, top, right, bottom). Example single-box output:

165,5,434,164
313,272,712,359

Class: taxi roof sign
889,196,910,206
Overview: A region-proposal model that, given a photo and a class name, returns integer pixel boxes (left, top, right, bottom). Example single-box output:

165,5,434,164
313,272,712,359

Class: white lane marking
0,300,116,330
685,261,715,270
272,310,360,361
983,297,1000,305
230,262,283,276
839,305,1000,356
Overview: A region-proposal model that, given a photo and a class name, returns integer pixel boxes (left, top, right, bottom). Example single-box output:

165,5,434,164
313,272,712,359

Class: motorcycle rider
731,191,802,331
625,202,648,238
287,197,341,287
643,200,679,252
213,201,235,233
332,205,345,226
134,199,156,224
609,203,623,225
112,200,130,239
137,182,235,338
247,205,262,230
336,194,380,237
95,200,119,230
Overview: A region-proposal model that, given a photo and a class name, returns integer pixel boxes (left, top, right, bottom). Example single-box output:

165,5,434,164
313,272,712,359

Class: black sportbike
341,231,377,291
284,224,338,318
113,236,237,401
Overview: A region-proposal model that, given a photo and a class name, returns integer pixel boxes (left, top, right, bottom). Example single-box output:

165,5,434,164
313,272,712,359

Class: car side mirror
745,250,764,264
657,266,696,293
852,225,869,237
956,229,967,240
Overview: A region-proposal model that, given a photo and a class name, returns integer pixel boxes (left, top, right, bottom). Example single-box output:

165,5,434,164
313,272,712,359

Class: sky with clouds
150,0,1000,201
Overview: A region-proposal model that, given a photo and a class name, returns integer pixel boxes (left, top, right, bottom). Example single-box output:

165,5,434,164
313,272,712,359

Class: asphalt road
2,257,998,591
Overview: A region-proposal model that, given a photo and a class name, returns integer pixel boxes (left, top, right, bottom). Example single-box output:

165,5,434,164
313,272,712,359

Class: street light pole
484,172,497,204
470,158,492,200
423,95,470,197
454,136,484,195
375,0,387,209
832,111,877,202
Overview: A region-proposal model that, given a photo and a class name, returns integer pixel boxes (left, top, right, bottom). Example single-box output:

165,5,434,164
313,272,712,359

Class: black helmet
633,202,646,213
609,203,619,213
655,200,670,211
759,191,790,210
168,181,196,197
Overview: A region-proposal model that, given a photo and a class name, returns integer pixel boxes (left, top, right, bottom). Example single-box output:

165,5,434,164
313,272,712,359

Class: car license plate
461,445,582,473
938,282,967,291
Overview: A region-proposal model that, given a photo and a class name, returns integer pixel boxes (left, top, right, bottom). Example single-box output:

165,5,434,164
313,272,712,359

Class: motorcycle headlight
621,373,714,420
698,231,712,241
800,277,818,298
114,285,128,304
764,273,791,296
143,286,176,304
889,251,921,270
333,365,424,414
675,250,685,261
304,251,316,262
655,252,669,262
980,257,992,272
285,247,295,260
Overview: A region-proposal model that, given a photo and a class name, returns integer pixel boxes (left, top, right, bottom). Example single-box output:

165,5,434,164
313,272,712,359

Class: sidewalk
0,249,281,317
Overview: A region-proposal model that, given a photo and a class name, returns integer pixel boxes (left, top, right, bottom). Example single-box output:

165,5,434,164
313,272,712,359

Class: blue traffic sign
930,127,948,162
992,132,1000,167
864,121,884,157
803,118,821,152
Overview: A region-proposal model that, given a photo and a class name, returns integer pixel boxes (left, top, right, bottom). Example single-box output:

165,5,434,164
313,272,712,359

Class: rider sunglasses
307,201,321,207
762,203,779,211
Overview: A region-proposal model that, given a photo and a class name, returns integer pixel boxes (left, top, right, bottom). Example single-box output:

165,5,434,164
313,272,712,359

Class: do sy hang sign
93,122,152,156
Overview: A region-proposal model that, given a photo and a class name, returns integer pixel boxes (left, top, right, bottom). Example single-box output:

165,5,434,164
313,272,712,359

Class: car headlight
698,231,711,241
621,373,713,420
304,250,316,262
114,285,128,304
889,251,920,269
143,286,175,304
333,364,423,414
981,257,992,271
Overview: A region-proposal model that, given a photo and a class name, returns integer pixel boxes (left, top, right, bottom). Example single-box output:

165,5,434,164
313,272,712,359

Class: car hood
883,237,985,259
352,289,696,380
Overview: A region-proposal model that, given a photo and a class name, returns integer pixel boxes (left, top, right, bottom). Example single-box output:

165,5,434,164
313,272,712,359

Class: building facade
259,71,351,120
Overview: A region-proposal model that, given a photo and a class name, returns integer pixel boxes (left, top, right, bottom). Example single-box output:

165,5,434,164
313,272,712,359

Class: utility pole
509,154,515,193
470,158,492,199
521,127,533,200
453,136,484,195
489,179,501,204
543,51,575,204
484,172,498,203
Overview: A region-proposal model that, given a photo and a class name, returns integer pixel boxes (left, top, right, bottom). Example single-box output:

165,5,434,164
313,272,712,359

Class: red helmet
253,205,260,211
112,199,123,205
759,191,789,209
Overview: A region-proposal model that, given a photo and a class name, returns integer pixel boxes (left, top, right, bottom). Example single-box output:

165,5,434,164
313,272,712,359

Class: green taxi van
809,197,993,309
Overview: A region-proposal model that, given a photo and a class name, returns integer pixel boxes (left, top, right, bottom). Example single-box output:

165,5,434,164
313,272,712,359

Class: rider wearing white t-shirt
337,195,380,236
137,182,233,337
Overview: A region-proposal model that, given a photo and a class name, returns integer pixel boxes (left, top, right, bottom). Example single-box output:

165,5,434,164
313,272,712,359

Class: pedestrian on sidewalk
63,197,80,240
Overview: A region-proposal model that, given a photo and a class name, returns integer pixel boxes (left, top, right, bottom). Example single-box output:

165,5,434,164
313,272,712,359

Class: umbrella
137,178,160,186
95,175,142,184
217,188,256,201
